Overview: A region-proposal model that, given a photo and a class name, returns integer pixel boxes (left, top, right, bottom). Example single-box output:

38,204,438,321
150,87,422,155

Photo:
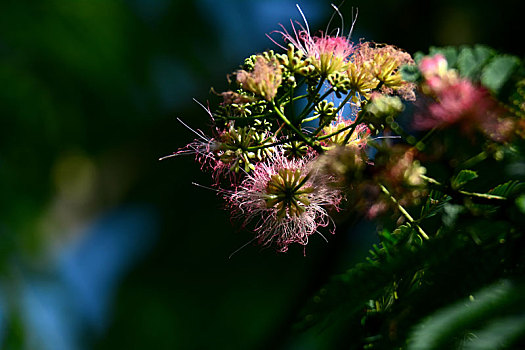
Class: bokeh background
0,0,521,349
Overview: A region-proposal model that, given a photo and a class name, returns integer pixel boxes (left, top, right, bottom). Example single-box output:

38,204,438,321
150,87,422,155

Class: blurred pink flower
419,54,448,78
418,54,458,95
414,79,503,136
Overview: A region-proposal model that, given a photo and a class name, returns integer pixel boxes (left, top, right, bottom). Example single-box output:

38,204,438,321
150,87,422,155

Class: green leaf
413,51,425,64
489,180,524,197
481,55,520,93
392,224,412,238
515,194,525,214
456,45,494,80
463,314,525,350
392,224,423,249
420,190,449,219
408,280,525,350
400,64,421,82
473,45,495,61
452,169,478,190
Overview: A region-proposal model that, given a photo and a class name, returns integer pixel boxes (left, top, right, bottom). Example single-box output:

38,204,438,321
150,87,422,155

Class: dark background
0,0,521,349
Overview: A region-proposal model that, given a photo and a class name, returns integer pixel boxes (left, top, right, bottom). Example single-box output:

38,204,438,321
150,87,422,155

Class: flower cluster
164,9,420,252
166,8,524,254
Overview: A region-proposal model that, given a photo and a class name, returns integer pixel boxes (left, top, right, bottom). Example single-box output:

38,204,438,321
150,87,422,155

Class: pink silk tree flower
418,54,458,95
321,116,370,149
270,8,354,76
227,149,342,252
350,42,416,100
308,34,355,76
419,54,449,79
160,113,226,178
163,127,234,184
164,120,275,185
236,55,283,101
414,79,502,135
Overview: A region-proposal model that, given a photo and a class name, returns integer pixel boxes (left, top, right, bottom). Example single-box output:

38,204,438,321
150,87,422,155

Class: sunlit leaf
452,169,478,190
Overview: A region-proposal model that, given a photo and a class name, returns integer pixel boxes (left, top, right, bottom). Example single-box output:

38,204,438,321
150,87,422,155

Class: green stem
316,122,355,140
420,175,507,201
302,115,320,123
317,87,336,104
413,127,437,150
379,184,430,240
289,84,295,123
296,77,326,122
342,114,364,145
311,91,355,137
332,90,354,116
419,175,441,186
458,190,507,201
291,94,309,102
246,138,290,151
460,151,488,170
271,101,314,147
277,78,306,106
219,113,273,121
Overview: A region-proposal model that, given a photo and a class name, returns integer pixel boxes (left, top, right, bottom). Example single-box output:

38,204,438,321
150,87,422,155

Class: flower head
418,54,458,95
321,116,370,149
368,147,427,218
414,79,502,135
167,119,276,185
349,146,427,220
315,145,367,185
346,61,379,99
419,53,449,78
236,55,282,101
166,132,221,170
218,125,275,174
219,91,256,106
361,93,405,132
309,34,354,76
228,150,342,252
414,54,513,142
353,42,416,100
161,114,228,180
271,8,354,76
